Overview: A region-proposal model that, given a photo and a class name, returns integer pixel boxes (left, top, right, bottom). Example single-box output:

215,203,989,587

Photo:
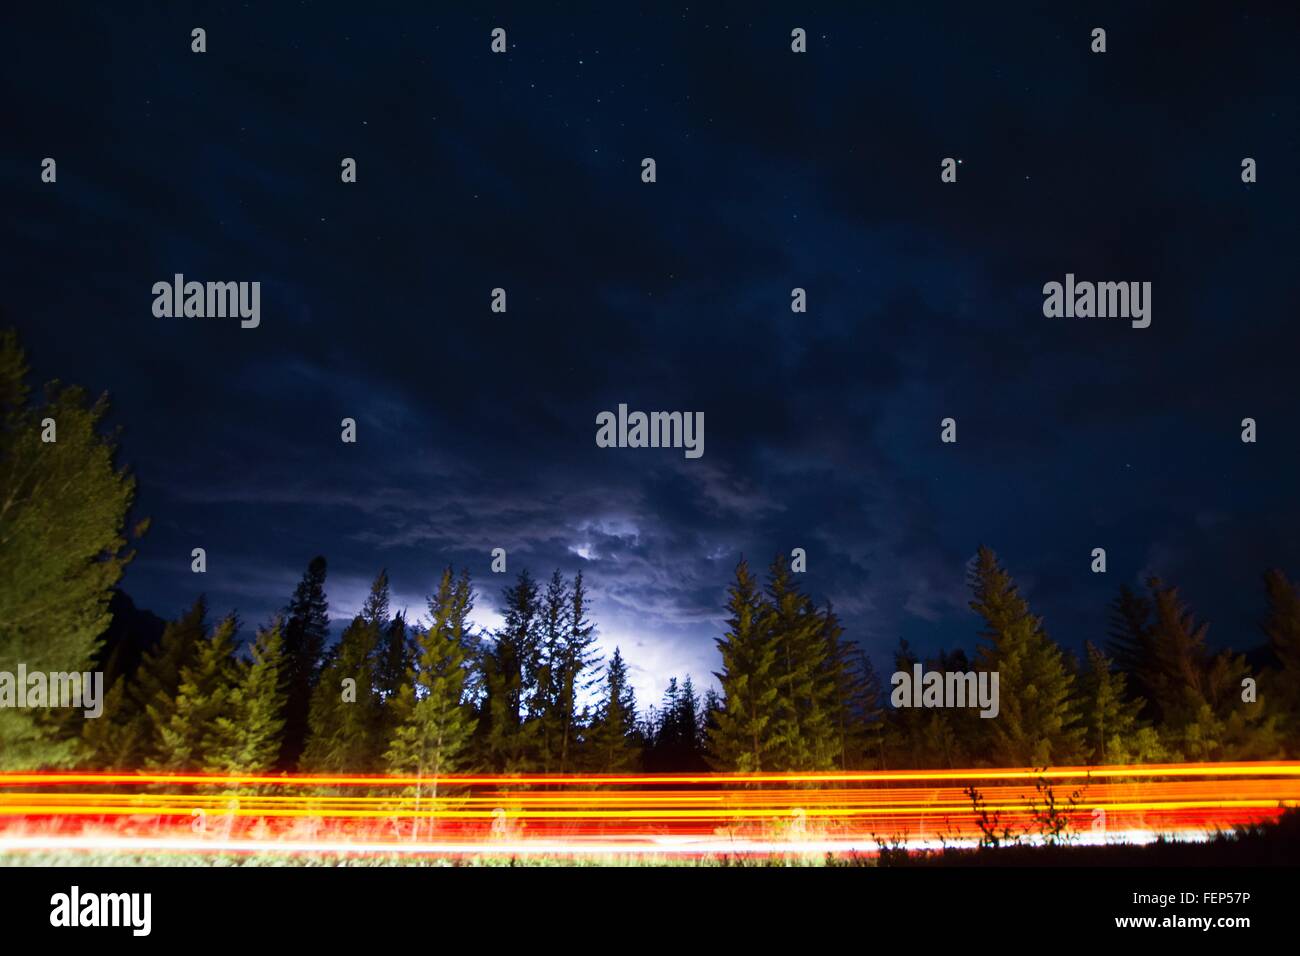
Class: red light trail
1,761,1295,860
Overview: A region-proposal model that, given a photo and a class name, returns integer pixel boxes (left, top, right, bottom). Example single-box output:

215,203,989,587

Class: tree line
71,559,704,777
2,327,1298,773
58,548,1300,776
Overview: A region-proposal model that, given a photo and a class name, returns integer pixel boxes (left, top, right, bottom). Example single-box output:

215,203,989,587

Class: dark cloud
4,4,1298,702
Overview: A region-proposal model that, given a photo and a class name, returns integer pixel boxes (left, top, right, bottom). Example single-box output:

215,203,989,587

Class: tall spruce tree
885,640,973,769
698,687,723,764
587,647,640,772
646,676,708,771
80,676,139,768
828,622,884,771
0,329,137,768
535,570,569,772
1144,577,1213,724
448,571,478,663
1263,569,1300,673
708,559,779,772
677,675,701,752
1262,569,1300,743
969,546,1083,766
1145,577,1281,760
645,677,680,771
362,569,391,628
763,557,835,771
809,602,864,771
385,567,478,793
556,572,599,772
376,610,412,706
1106,584,1156,709
279,556,330,768
1078,641,1165,765
205,621,287,772
115,598,208,767
148,614,241,768
477,570,541,771
301,606,384,772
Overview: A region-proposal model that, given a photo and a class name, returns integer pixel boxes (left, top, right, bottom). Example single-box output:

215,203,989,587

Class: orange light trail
1,761,1295,859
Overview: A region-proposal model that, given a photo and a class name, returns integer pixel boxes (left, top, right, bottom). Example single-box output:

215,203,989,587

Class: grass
4,815,1297,867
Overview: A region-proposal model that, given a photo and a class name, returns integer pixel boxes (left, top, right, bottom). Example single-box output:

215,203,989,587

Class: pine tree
362,569,390,629
82,597,160,762
376,610,413,713
80,676,140,767
1263,569,1300,677
1106,584,1157,718
148,614,241,768
300,570,388,771
1078,641,1165,764
969,546,1084,766
1144,577,1282,760
677,675,701,754
885,640,972,769
659,676,680,745
645,676,708,770
643,678,676,770
448,571,478,660
477,570,541,771
535,570,569,771
0,329,137,768
1262,569,1300,743
385,567,478,795
763,557,834,771
698,687,723,764
1144,577,1213,725
205,621,287,772
301,606,384,772
587,647,640,772
556,572,599,773
708,559,779,772
279,556,330,768
120,598,208,766
637,706,659,758
809,602,867,771
828,625,884,770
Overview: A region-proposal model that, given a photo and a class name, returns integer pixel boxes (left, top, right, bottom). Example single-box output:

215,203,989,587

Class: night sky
4,3,1299,705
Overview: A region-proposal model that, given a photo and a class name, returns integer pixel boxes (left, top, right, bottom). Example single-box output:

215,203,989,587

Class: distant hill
95,588,167,682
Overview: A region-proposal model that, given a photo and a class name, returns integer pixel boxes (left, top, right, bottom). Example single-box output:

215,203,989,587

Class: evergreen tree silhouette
278,555,329,768
708,559,778,772
970,546,1083,766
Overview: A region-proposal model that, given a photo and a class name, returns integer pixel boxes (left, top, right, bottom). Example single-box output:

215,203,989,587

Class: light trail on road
1,761,1296,859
